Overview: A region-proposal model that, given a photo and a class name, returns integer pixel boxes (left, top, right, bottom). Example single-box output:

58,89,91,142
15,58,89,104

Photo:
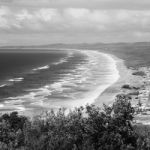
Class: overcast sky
1,0,150,45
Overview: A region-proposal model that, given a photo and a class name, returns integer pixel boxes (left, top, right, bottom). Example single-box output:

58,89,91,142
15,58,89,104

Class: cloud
1,7,150,34
2,0,150,10
0,6,11,28
1,5,150,43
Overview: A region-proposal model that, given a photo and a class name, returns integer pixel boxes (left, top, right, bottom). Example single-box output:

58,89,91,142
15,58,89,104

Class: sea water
0,49,119,114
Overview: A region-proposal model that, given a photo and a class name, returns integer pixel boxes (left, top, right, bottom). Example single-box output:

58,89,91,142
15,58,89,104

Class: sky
1,0,150,45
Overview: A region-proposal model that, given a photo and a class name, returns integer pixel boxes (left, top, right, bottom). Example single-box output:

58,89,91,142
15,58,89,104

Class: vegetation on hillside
0,94,150,150
132,71,146,77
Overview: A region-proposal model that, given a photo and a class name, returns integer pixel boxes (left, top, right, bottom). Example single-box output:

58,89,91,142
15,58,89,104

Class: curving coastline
94,52,133,107
82,50,120,105
0,49,130,116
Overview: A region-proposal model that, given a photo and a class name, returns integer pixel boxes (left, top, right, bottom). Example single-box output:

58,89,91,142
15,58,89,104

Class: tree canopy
0,94,149,150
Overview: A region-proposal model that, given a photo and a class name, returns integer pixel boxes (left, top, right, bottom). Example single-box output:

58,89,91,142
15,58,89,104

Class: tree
0,95,139,150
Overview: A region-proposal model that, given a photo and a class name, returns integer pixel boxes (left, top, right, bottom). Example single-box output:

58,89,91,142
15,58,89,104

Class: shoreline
0,50,131,113
94,52,134,107
0,49,143,118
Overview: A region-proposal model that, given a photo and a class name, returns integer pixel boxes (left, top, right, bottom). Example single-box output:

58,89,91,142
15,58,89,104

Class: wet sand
94,52,142,107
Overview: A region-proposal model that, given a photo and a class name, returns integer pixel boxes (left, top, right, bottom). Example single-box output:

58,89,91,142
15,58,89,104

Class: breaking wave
52,52,73,65
8,77,24,82
0,84,7,88
32,65,50,71
1,50,119,113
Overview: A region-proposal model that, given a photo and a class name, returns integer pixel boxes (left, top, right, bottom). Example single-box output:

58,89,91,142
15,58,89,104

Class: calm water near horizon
0,49,119,114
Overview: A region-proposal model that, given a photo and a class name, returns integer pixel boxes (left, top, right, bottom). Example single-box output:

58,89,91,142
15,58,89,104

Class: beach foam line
53,58,68,65
0,104,4,108
52,52,73,65
15,105,26,112
66,84,112,108
1,49,120,113
72,49,120,103
39,49,120,109
0,84,7,88
8,77,24,82
80,50,119,78
32,65,49,71
29,50,119,108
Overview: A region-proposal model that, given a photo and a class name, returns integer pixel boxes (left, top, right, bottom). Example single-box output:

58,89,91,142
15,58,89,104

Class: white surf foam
8,77,24,82
0,104,4,108
53,52,73,65
0,84,7,88
33,65,49,71
37,50,119,108
59,49,120,107
1,50,120,113
0,99,25,112
53,58,68,65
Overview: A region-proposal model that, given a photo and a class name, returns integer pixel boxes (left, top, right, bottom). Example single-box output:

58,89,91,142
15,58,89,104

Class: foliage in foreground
0,94,150,150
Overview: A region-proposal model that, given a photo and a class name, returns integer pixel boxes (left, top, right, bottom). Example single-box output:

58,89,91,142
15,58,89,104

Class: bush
128,91,139,96
132,71,146,76
122,84,132,89
0,94,147,150
0,112,27,149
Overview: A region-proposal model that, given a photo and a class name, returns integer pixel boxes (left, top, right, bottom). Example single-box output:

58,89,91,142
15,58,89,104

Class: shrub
0,94,145,150
132,71,146,76
122,84,132,89
128,91,139,96
0,112,27,149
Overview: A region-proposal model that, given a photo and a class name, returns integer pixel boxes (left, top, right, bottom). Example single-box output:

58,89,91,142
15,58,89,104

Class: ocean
0,49,119,114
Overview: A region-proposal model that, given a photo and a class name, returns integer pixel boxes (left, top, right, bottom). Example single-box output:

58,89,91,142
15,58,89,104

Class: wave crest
8,78,24,82
32,65,49,71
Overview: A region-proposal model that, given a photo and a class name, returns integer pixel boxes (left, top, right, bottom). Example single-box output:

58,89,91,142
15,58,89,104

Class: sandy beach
94,52,143,107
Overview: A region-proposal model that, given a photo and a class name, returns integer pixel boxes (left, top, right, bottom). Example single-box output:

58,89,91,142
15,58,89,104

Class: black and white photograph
0,0,150,149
